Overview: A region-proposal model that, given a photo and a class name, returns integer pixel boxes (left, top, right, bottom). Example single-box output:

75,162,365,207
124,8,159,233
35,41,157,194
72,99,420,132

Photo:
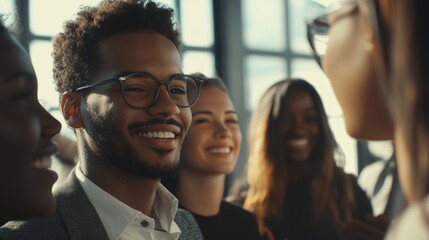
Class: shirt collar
75,164,179,240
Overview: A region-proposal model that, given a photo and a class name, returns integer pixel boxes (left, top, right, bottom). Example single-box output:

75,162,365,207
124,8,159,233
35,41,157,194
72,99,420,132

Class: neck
79,158,159,216
177,168,225,216
288,161,311,183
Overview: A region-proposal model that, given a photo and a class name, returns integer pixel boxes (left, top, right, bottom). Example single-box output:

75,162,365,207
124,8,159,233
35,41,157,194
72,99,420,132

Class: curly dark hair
52,0,180,96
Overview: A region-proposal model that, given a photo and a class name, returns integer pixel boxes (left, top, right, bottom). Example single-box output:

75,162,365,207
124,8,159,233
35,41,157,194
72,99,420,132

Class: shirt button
141,220,149,228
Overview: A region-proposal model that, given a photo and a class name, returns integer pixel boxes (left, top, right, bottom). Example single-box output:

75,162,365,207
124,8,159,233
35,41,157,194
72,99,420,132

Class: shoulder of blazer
175,208,204,240
54,168,109,239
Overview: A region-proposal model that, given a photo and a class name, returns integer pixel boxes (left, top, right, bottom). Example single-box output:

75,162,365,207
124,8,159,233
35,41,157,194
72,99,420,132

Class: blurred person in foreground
0,14,61,226
307,0,429,238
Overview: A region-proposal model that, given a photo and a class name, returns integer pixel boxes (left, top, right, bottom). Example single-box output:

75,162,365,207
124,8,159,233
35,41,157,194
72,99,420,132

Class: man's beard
106,147,181,179
87,113,181,179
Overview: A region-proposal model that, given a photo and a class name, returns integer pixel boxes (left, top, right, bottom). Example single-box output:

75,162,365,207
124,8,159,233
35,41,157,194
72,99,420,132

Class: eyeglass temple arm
72,78,118,92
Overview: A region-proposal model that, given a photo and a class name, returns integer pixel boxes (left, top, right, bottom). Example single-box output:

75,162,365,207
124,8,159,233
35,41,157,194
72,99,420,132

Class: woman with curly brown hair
244,79,372,240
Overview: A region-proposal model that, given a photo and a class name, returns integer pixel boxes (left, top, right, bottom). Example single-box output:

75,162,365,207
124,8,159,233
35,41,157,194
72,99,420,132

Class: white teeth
209,147,231,154
32,156,52,169
287,139,308,147
138,131,175,139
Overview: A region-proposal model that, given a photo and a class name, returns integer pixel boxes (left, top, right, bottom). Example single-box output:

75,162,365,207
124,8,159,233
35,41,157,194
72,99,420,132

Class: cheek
0,113,39,197
310,125,321,147
86,94,115,122
181,129,205,165
324,19,370,93
312,125,320,138
181,109,192,134
324,18,390,139
86,94,121,132
232,128,242,152
0,113,39,163
182,130,198,150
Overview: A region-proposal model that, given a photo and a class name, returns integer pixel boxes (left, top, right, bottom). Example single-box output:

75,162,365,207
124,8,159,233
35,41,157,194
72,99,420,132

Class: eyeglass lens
308,14,329,66
307,0,359,68
121,74,198,108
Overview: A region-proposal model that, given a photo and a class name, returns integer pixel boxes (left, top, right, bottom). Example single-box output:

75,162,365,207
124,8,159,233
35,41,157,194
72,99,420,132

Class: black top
181,201,261,240
267,174,373,240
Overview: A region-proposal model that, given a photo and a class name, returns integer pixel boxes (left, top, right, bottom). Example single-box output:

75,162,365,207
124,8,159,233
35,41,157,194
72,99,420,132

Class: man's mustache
128,118,184,132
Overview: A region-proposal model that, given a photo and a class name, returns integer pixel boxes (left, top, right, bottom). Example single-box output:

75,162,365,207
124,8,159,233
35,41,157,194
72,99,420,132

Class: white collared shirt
385,195,429,240
76,165,181,240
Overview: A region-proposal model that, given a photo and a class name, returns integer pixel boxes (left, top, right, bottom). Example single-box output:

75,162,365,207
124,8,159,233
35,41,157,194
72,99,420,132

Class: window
8,0,360,182
22,0,215,110
0,0,15,26
241,0,358,174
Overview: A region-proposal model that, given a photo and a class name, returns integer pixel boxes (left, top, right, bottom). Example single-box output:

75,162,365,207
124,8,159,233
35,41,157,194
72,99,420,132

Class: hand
341,214,390,240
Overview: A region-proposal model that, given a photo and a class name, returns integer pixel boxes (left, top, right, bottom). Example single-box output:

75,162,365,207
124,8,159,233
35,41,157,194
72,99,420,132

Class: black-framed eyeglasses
306,0,359,68
73,72,204,109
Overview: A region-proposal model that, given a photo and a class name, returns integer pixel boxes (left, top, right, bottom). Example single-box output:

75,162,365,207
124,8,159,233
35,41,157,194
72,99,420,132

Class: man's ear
61,92,84,128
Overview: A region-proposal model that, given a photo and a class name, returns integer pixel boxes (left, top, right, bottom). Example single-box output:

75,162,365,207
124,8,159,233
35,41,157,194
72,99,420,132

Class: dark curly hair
52,0,180,96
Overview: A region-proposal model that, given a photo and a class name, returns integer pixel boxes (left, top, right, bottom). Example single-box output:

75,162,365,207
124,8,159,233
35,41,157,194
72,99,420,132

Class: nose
147,85,180,117
39,104,61,139
284,118,306,136
213,121,231,139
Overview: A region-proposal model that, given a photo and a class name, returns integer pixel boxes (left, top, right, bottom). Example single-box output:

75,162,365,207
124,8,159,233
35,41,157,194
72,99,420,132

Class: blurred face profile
181,87,242,175
0,34,61,219
322,1,393,140
280,89,320,163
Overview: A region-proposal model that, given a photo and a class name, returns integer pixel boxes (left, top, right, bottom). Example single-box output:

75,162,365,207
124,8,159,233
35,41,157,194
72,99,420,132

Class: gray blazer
0,169,202,240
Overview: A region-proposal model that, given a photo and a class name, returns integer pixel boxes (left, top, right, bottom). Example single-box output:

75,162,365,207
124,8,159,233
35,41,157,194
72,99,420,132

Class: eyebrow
192,110,237,116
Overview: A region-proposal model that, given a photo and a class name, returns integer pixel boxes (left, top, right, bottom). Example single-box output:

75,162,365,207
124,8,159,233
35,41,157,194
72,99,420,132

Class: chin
222,166,236,174
344,109,394,140
346,121,392,140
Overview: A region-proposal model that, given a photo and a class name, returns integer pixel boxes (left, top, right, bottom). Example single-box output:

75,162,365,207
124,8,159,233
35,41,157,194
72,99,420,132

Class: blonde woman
163,74,261,240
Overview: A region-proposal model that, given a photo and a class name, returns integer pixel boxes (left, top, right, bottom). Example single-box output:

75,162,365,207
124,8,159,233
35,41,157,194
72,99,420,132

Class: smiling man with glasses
0,1,203,239
73,72,203,109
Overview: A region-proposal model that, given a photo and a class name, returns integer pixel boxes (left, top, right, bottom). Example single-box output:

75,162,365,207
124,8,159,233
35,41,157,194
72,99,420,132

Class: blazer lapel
54,169,109,239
